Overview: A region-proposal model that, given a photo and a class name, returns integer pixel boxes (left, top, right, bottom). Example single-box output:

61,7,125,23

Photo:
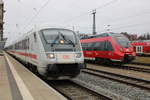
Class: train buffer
0,52,67,100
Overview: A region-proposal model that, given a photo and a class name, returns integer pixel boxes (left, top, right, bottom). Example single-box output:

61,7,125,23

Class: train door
93,41,106,58
33,32,38,59
24,37,29,64
29,33,38,65
85,43,95,60
105,41,114,59
135,46,143,54
28,36,32,64
93,42,103,59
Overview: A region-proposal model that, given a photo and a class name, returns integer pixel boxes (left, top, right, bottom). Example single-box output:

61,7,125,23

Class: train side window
93,41,109,51
93,42,100,51
16,42,19,49
24,40,26,49
96,42,103,51
21,40,24,49
81,43,88,51
91,43,96,50
22,39,28,50
106,41,113,51
19,42,21,49
25,39,28,50
27,38,29,49
101,42,105,51
87,43,94,51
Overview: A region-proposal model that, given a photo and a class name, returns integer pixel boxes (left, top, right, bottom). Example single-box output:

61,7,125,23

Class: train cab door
135,46,143,54
85,43,95,60
33,33,39,59
93,41,106,59
24,37,29,64
104,41,114,59
29,33,38,64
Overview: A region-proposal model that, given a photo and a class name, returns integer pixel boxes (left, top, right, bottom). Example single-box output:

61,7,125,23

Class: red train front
80,33,136,64
131,41,150,55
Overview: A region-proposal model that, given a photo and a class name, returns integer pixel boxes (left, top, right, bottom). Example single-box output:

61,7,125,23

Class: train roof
5,25,74,47
25,25,73,35
131,40,150,43
80,32,123,39
131,41,150,46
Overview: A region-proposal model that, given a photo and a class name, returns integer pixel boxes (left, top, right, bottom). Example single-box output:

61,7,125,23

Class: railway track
132,56,150,66
47,80,112,100
131,62,150,67
137,54,150,57
123,64,150,73
82,68,150,91
6,52,111,100
87,61,150,73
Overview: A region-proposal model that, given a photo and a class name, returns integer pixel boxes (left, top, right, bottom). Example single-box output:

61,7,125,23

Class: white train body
6,26,85,79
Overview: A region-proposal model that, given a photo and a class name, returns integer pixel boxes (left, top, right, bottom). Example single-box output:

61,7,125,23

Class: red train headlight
120,48,123,52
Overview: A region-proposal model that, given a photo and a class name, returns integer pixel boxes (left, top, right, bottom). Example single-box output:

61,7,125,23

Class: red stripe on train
10,51,37,59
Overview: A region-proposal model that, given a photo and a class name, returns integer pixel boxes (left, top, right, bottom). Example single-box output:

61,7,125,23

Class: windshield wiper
59,32,75,47
51,33,60,47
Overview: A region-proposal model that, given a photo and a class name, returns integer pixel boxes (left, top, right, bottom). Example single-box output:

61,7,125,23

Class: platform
0,52,67,100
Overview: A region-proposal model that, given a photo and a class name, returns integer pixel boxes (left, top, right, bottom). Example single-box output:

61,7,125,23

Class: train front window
41,29,77,45
114,36,131,48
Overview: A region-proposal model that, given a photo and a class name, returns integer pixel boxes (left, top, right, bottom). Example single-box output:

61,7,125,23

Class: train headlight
46,53,55,59
76,53,82,58
60,40,64,44
120,48,123,52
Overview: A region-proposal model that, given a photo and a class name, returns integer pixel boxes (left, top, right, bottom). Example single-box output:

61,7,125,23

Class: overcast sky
3,0,150,42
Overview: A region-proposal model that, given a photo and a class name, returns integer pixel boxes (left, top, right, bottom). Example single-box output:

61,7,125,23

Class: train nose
123,48,133,53
123,54,135,63
56,53,75,63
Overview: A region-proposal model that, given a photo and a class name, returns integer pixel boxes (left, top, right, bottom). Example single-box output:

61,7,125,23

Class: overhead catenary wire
111,11,150,22
22,0,118,32
98,10,150,27
111,22,150,31
22,0,51,31
63,0,118,23
63,0,150,34
96,21,150,33
95,0,118,10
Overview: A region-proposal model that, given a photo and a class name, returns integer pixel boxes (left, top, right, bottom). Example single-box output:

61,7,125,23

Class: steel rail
82,68,150,91
48,80,112,100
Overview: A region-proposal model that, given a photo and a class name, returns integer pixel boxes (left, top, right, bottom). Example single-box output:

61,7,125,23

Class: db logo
63,55,70,59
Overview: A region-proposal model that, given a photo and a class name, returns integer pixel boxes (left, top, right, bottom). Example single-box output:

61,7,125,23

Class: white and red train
80,33,136,64
5,25,86,79
131,41,150,55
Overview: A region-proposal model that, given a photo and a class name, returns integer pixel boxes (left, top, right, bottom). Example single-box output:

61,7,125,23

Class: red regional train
80,33,136,64
131,41,150,55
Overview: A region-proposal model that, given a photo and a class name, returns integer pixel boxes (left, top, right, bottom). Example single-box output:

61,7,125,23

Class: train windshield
113,34,131,48
41,29,77,45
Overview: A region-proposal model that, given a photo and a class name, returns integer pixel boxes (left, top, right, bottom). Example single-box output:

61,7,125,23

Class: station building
0,0,5,50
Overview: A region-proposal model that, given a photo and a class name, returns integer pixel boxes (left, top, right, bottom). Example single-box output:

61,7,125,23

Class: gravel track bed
125,64,150,69
48,80,111,100
87,63,150,81
123,64,150,73
133,56,150,65
88,62,150,73
73,72,150,100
